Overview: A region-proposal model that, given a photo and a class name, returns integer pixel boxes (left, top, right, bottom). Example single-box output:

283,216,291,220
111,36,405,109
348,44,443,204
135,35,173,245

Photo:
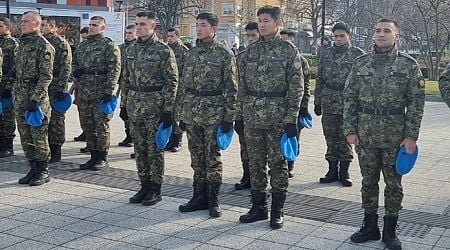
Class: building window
222,3,233,16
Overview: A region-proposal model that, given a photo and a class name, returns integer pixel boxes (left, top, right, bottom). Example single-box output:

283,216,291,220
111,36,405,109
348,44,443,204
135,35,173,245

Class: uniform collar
20,30,40,40
333,41,351,53
168,39,182,49
87,33,104,40
259,32,283,46
373,44,398,63
137,32,158,45
195,37,219,49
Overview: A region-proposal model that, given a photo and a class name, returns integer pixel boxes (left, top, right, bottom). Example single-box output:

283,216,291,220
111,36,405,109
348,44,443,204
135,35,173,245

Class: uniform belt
186,88,222,96
325,85,344,91
358,107,404,115
83,70,108,75
247,90,287,97
128,86,163,92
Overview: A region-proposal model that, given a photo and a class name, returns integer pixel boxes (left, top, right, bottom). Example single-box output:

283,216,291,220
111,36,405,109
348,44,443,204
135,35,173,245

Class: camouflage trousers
15,107,50,161
130,115,164,184
356,145,403,216
186,124,223,183
245,126,288,193
78,99,112,151
238,133,249,164
322,113,353,161
0,106,16,140
48,108,66,145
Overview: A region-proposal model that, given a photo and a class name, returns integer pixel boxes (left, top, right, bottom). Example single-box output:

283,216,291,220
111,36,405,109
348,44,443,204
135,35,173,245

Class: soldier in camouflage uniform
166,27,188,153
439,68,450,108
15,11,55,186
237,6,304,229
122,12,178,206
0,17,17,158
234,21,260,190
177,12,237,218
314,23,364,187
117,24,136,148
41,16,72,164
73,16,121,171
280,29,311,178
344,19,425,250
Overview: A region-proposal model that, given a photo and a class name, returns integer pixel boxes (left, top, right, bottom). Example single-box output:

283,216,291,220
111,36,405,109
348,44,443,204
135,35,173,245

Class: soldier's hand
221,122,233,133
314,105,322,116
299,107,309,116
285,123,298,138
101,94,113,102
1,89,12,99
234,120,244,135
55,91,65,101
119,107,128,121
400,138,417,154
160,111,173,129
26,100,38,112
346,133,359,145
179,120,187,131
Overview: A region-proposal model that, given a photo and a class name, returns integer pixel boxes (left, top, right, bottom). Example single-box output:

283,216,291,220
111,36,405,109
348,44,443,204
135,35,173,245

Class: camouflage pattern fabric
44,32,72,146
121,33,178,182
321,113,353,161
118,39,135,108
343,46,425,216
238,133,249,165
169,40,188,135
0,34,17,141
14,31,55,161
300,55,311,110
439,68,450,108
78,99,112,151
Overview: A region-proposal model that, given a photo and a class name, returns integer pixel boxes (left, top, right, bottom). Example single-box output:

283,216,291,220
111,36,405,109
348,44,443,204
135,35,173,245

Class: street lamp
37,7,42,15
115,0,124,12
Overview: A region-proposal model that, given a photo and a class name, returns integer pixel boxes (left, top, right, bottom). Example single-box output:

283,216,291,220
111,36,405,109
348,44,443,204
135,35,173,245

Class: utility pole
6,0,11,18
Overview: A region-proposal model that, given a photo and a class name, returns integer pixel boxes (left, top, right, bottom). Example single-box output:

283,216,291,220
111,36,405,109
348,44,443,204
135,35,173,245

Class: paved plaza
1,99,450,249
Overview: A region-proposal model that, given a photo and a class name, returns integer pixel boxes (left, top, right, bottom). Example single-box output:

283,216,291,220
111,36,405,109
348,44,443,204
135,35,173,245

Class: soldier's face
135,17,156,38
258,14,280,39
0,21,10,36
88,20,105,36
196,19,216,40
167,31,179,45
20,13,41,34
246,29,259,44
333,30,351,46
41,20,54,35
125,28,136,41
374,22,399,49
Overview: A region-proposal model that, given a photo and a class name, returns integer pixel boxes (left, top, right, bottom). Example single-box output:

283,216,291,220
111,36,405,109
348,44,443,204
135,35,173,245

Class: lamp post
37,7,42,15
6,0,10,18
115,0,124,12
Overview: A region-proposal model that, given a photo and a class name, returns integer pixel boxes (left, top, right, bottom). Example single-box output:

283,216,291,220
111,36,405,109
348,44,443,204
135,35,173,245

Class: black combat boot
91,151,109,171
170,133,183,152
288,161,295,178
207,182,222,217
18,160,37,184
74,131,86,141
80,150,98,170
49,144,62,164
239,190,269,223
319,160,339,183
129,179,151,203
130,153,135,158
0,138,14,158
142,182,162,206
29,161,50,186
339,161,353,187
118,129,133,147
179,181,209,212
80,146,89,153
270,192,286,229
235,162,250,190
383,215,402,250
350,213,381,243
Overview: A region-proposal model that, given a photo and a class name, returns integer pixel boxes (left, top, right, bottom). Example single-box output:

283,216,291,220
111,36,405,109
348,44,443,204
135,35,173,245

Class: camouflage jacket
118,39,135,107
343,46,425,148
300,54,311,110
237,34,304,128
0,34,18,91
44,32,72,97
315,42,364,114
168,40,188,77
74,33,121,100
14,30,55,114
178,38,237,125
121,33,178,118
438,68,450,108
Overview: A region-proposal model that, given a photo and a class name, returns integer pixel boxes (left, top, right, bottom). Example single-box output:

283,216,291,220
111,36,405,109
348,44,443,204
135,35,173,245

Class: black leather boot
142,182,162,206
129,179,151,203
350,213,381,243
18,160,37,184
179,181,209,212
74,131,86,141
49,144,62,164
235,162,250,190
319,160,339,183
270,192,286,229
80,150,97,170
288,161,295,178
339,161,353,187
118,129,133,147
207,182,222,218
239,190,269,223
383,215,402,250
0,138,14,158
170,133,182,152
91,151,109,171
29,161,50,186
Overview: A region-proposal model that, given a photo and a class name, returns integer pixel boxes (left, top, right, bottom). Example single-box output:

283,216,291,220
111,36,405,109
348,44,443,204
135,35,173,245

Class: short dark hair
42,16,57,26
332,22,351,34
80,27,89,34
91,16,106,25
0,17,12,29
280,29,295,38
136,11,156,20
377,18,399,30
168,27,180,36
245,22,258,31
126,24,135,30
257,5,281,21
197,12,219,27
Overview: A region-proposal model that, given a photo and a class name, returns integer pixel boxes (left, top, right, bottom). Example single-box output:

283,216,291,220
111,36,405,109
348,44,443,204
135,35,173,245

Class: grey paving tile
109,204,152,216
175,227,221,242
195,218,239,232
0,218,27,232
59,196,100,207
428,227,446,236
279,222,320,235
0,233,26,248
89,225,138,241
6,223,54,238
435,236,450,248
337,242,380,250
155,200,182,211
310,227,351,241
85,211,131,225
120,231,169,247
0,204,27,217
343,240,384,249
260,230,304,245
194,243,234,250
102,242,147,250
401,233,441,246
36,229,83,245
37,202,78,214
145,221,191,235
83,200,123,211
116,216,159,231
35,214,81,228
136,209,178,221
207,233,254,249
60,220,108,234
60,207,104,219
3,239,56,250
8,210,53,223
224,223,269,238
216,209,245,222
243,239,291,250
61,235,115,250
169,212,209,226
154,236,202,250
295,236,343,250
